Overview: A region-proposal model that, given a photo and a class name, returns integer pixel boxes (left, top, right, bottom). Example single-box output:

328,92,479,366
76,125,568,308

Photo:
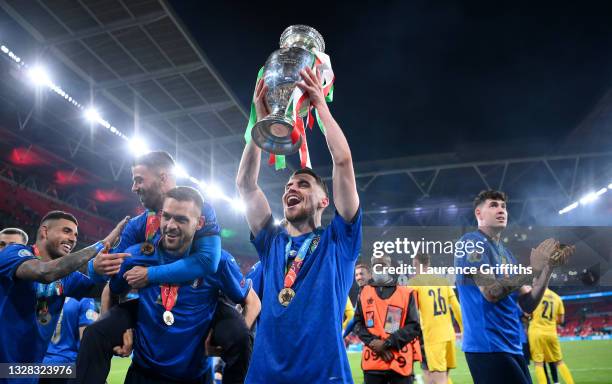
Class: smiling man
0,211,127,384
109,187,260,384
237,67,361,383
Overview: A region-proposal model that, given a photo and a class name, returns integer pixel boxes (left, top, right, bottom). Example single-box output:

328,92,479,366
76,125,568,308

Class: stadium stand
558,298,612,337
0,176,114,247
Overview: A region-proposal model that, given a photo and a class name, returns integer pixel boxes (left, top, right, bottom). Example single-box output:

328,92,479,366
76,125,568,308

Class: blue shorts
465,352,532,384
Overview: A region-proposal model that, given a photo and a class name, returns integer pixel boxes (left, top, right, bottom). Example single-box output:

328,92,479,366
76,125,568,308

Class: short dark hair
355,263,371,273
132,151,175,172
41,211,78,227
415,253,430,265
165,186,204,212
0,228,28,244
473,190,507,209
291,168,329,197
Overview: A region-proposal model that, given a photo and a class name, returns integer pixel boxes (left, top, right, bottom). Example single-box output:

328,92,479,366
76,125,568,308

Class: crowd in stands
558,299,612,337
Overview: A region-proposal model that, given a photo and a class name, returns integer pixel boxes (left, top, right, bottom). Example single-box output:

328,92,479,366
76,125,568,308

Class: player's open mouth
61,243,72,253
286,194,302,207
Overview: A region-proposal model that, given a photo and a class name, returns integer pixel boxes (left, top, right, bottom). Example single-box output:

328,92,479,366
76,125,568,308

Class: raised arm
236,79,272,236
296,67,359,220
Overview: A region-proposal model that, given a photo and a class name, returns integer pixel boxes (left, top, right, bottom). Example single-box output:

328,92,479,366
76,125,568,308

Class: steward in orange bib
354,256,422,384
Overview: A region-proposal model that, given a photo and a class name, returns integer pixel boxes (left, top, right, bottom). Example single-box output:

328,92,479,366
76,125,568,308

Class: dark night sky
170,1,612,166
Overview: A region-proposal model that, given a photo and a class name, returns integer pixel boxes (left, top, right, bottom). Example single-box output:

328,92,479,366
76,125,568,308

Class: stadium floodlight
128,136,150,157
84,107,101,123
205,183,223,199
609,183,612,189
558,202,579,215
595,187,607,196
188,176,199,185
579,190,602,205
28,66,51,87
231,198,246,213
173,164,189,179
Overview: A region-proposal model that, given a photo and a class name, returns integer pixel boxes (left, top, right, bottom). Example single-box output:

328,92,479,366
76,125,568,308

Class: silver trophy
251,25,325,155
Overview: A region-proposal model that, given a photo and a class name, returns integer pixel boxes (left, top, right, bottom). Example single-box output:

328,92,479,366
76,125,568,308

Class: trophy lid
279,25,325,52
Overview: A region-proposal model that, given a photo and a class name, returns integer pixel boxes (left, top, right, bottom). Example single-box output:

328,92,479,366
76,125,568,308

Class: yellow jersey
409,275,462,344
530,288,564,336
342,297,354,330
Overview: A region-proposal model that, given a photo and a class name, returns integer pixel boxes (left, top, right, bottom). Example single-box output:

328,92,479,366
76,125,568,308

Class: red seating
0,178,114,241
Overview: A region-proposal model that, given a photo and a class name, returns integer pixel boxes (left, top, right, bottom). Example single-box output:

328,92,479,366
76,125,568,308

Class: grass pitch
107,339,612,384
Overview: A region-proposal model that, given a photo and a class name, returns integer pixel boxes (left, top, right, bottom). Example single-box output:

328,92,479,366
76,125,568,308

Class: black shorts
465,352,532,384
522,342,531,364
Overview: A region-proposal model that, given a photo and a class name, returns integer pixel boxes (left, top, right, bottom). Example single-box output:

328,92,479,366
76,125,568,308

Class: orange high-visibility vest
360,285,421,376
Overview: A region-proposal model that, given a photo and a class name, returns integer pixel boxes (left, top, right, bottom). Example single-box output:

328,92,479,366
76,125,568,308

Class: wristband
87,259,110,283
92,241,105,254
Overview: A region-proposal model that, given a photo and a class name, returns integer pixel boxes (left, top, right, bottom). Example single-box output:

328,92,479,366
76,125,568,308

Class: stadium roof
0,0,610,232
0,0,289,192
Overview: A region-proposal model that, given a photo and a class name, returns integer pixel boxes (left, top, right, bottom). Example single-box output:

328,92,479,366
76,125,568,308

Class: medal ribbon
32,246,50,318
161,284,179,313
145,210,161,243
283,232,319,289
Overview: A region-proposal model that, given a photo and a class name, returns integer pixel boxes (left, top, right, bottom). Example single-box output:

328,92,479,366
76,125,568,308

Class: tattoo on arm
16,245,99,283
472,271,534,303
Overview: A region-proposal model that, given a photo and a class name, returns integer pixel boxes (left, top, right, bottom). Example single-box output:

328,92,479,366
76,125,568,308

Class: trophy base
251,115,302,155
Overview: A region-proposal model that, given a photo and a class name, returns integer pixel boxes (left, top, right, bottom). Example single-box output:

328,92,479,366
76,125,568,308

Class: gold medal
278,287,295,306
38,311,51,325
163,310,174,326
141,242,155,255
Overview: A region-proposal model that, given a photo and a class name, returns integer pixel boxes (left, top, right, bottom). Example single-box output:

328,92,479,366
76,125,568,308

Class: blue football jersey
454,230,522,354
245,210,362,384
44,297,98,363
110,245,249,381
0,244,96,384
